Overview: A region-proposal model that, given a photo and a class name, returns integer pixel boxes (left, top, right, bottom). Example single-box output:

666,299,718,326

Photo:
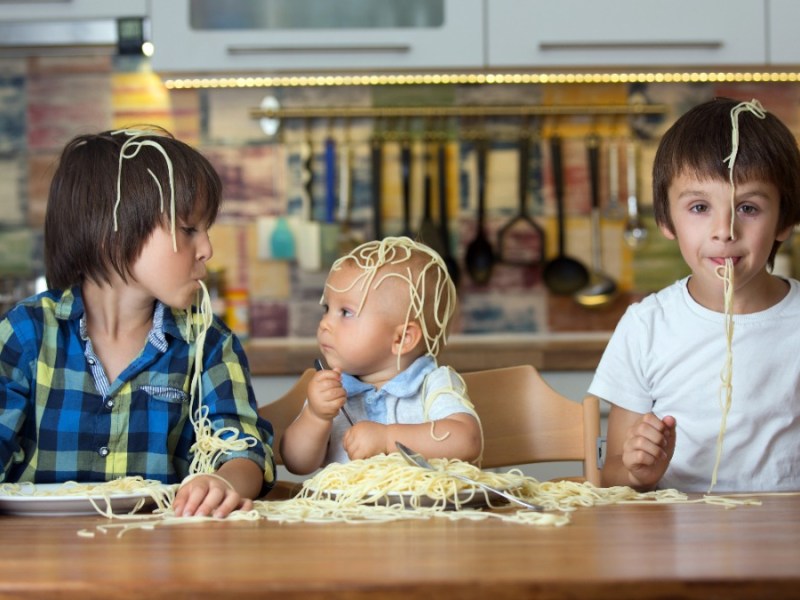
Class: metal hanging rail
249,102,667,121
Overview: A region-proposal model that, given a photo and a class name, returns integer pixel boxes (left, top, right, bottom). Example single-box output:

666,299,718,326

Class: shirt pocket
134,384,191,446
139,385,190,405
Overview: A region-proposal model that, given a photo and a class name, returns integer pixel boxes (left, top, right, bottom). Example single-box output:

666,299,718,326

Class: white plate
0,483,158,517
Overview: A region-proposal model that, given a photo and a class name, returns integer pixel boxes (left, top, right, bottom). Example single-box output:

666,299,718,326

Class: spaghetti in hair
325,236,457,368
110,129,265,484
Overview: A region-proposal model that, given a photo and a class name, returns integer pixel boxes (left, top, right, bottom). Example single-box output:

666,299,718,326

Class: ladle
543,135,589,295
623,140,648,249
400,141,413,238
575,135,618,308
464,139,495,285
437,141,461,286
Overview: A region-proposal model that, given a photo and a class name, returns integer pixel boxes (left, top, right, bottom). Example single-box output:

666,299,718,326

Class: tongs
395,442,545,511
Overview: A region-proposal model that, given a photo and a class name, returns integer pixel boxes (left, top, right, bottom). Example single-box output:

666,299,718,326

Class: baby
280,236,482,474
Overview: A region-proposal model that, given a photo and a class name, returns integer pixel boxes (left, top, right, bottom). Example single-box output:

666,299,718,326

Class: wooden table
1,494,798,599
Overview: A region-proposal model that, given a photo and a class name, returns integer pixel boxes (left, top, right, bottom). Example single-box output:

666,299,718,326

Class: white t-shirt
589,276,800,492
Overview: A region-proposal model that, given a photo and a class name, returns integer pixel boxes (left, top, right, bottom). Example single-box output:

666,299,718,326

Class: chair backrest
259,364,602,485
462,365,601,485
258,368,315,466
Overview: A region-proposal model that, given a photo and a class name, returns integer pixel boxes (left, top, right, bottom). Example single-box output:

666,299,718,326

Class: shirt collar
59,285,183,350
341,355,436,397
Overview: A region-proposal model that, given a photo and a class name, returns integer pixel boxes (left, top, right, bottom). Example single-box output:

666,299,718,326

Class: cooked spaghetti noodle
706,100,765,493
324,236,477,448
325,236,457,367
62,453,765,537
113,129,263,483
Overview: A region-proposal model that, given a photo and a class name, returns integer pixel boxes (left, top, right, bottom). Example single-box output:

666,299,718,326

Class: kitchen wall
2,53,800,335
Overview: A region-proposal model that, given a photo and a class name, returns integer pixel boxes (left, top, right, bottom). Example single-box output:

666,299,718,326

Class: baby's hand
172,474,253,519
622,413,677,488
306,369,347,421
343,421,388,460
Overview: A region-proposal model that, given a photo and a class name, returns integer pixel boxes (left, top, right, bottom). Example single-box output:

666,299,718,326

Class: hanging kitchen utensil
370,128,383,241
418,141,446,257
337,132,361,255
400,140,413,238
296,122,323,271
270,216,295,259
318,134,340,266
542,135,589,295
623,139,649,249
497,133,546,267
437,138,461,287
575,134,618,308
603,137,625,221
464,138,495,286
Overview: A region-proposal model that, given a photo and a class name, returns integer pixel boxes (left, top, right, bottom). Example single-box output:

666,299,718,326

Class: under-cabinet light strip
163,71,800,89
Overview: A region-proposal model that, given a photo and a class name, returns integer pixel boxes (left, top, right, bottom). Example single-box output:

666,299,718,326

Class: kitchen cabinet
768,0,800,64
0,0,146,21
150,0,483,73
487,0,767,67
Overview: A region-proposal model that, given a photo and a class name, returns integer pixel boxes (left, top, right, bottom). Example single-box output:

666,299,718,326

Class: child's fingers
211,492,246,518
174,476,240,518
313,370,342,385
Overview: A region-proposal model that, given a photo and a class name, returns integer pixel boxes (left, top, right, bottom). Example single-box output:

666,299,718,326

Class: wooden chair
259,364,602,485
462,365,601,485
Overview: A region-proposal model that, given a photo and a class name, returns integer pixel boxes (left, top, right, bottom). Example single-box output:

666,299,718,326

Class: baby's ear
392,322,423,357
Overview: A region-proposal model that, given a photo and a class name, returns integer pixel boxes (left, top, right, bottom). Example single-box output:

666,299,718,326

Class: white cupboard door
150,0,484,73
768,0,800,64
487,0,767,68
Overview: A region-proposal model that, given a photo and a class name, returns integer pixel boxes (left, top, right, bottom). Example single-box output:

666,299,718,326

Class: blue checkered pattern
0,287,273,488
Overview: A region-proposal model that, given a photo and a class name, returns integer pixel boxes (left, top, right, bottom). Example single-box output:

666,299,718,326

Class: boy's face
660,171,791,309
130,208,213,309
318,263,409,381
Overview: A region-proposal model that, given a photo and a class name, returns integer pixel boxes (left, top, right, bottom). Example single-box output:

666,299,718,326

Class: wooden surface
245,332,612,375
1,494,798,599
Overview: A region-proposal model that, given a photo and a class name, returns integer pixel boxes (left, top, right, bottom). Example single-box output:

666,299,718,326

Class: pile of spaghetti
242,453,759,527
31,454,759,537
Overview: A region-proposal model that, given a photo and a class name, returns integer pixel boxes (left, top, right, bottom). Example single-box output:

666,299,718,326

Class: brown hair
652,97,800,266
44,128,222,289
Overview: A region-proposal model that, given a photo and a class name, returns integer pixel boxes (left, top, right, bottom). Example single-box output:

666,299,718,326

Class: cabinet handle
539,40,723,51
227,44,411,56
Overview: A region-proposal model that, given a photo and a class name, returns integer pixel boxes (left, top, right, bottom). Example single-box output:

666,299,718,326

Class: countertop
245,332,611,376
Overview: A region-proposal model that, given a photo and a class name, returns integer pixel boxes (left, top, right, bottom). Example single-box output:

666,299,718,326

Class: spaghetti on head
324,236,457,369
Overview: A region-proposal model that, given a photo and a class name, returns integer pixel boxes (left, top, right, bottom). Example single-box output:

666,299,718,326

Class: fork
314,358,355,426
395,441,545,511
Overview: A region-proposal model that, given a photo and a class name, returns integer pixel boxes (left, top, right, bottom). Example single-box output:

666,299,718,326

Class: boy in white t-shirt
590,98,800,492
281,237,482,475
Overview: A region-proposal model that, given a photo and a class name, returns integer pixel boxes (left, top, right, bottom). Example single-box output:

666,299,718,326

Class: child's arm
280,369,347,475
172,457,263,518
601,404,677,491
343,413,483,463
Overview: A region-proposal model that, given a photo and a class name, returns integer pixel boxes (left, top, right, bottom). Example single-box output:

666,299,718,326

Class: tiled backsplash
1,55,799,336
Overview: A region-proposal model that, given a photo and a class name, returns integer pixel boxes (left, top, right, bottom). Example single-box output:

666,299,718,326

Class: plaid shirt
0,287,273,489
